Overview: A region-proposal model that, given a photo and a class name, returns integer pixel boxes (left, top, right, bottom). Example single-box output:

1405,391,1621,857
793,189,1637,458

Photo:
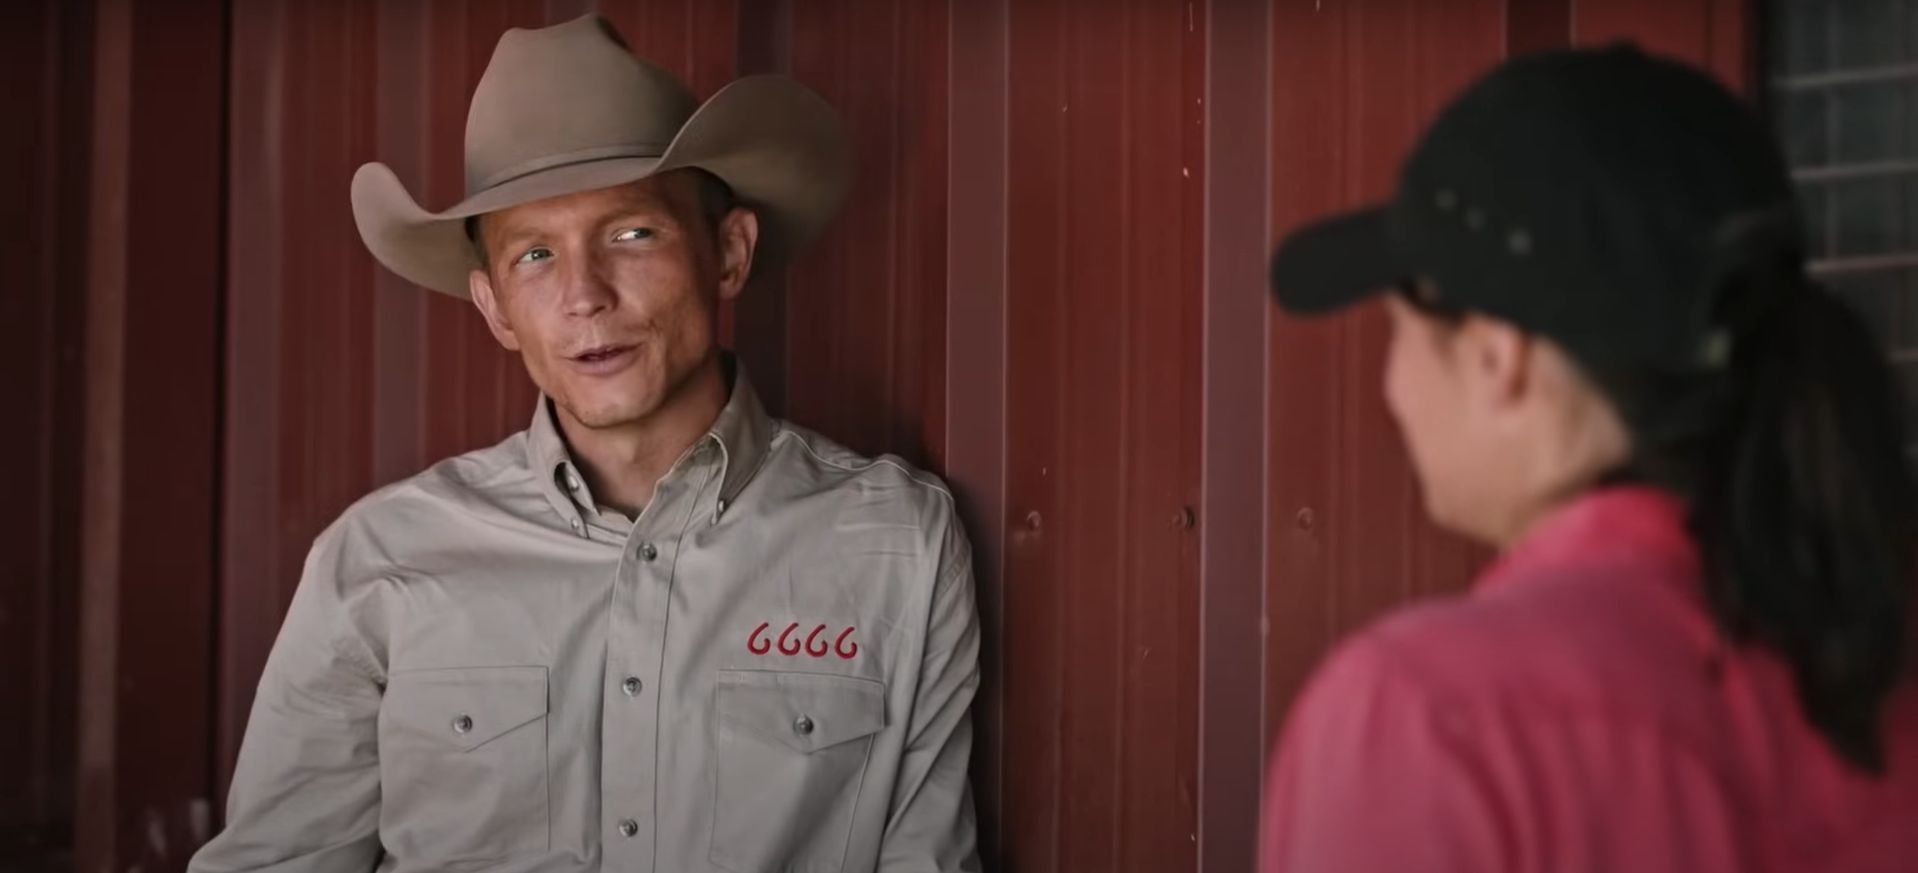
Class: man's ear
469,268,521,351
714,207,760,303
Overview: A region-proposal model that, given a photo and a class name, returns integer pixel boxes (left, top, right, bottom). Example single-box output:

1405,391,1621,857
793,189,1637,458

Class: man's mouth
571,344,634,363
567,343,639,374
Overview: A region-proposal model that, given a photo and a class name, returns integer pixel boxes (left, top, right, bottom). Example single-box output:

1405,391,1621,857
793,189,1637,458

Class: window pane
1831,81,1907,164
1831,0,1905,71
1776,0,1831,75
1770,0,1918,442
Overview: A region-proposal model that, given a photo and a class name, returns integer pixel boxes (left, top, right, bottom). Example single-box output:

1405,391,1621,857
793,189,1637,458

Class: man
191,16,979,873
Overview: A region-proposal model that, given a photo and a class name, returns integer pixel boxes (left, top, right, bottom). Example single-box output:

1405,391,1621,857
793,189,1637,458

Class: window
1768,0,1918,424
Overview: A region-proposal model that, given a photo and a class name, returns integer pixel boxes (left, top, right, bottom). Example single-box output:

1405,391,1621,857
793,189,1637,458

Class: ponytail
1592,246,1917,773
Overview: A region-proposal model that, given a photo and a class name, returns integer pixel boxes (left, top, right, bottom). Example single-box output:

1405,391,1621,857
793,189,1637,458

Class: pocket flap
716,671,887,754
384,666,549,753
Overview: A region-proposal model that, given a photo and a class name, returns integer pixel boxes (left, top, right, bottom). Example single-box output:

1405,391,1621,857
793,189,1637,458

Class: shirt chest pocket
379,666,550,862
711,670,887,873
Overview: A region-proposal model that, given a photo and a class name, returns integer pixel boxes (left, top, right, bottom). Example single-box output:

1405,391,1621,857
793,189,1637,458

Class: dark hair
462,168,740,268
688,168,739,229
1582,231,1916,774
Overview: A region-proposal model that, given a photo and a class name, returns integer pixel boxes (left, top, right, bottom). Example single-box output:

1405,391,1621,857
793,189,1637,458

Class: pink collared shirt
1259,487,1918,873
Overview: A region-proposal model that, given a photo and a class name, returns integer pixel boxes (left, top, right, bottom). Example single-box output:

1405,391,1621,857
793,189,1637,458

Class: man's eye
614,228,655,242
515,247,553,265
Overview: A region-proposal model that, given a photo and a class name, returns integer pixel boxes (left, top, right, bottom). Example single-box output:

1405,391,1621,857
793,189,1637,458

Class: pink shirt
1259,487,1918,873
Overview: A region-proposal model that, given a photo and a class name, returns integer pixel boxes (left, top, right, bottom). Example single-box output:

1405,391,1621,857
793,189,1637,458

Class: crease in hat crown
460,16,695,195
350,13,853,298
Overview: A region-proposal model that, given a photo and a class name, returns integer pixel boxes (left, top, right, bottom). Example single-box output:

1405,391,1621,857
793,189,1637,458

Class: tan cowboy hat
351,14,852,297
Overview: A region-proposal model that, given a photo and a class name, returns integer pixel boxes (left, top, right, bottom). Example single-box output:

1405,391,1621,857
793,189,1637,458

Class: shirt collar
526,358,777,533
1477,486,1701,595
704,362,776,512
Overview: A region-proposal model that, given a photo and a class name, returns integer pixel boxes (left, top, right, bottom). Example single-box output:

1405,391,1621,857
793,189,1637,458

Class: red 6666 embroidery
747,621,858,660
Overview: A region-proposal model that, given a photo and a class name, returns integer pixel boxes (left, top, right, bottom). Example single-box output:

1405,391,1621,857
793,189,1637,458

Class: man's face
467,172,756,431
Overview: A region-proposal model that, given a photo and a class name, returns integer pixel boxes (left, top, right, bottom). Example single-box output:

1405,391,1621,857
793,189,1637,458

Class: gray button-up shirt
190,370,981,873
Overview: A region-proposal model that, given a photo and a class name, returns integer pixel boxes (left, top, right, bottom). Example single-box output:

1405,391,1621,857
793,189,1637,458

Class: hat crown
463,15,696,194
1390,45,1794,368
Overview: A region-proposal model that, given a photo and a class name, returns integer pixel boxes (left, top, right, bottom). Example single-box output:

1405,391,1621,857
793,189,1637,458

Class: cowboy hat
351,14,852,297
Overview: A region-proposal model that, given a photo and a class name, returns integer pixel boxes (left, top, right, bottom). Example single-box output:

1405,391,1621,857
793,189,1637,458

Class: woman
1260,46,1918,872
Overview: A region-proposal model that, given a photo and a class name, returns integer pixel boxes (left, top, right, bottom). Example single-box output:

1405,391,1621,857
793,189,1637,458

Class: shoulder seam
780,428,956,505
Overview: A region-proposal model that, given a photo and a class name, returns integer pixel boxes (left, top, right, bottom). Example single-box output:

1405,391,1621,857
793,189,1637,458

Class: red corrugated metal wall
0,0,88,859
997,0,1207,867
780,0,949,465
0,1,1753,870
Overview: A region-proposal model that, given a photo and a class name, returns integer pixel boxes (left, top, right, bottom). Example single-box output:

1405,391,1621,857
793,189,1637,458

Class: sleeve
1258,635,1510,873
877,523,983,872
188,531,385,873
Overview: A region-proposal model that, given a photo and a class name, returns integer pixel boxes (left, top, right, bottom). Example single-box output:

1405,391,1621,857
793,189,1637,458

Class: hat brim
1268,206,1412,314
352,75,853,297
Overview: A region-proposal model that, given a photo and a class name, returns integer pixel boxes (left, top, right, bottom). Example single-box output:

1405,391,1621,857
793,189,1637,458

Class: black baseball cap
1269,44,1799,372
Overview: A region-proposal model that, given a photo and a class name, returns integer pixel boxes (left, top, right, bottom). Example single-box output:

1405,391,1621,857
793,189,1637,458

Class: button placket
598,536,657,861
598,461,712,866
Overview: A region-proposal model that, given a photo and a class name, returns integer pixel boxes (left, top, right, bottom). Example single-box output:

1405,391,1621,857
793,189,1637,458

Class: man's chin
550,388,663,431
564,403,656,431
543,359,717,432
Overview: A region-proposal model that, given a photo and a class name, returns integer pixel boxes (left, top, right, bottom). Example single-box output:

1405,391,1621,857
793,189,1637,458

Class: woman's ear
1462,316,1534,409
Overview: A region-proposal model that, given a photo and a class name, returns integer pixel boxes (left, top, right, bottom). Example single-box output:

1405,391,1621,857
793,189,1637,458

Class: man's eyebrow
485,225,543,259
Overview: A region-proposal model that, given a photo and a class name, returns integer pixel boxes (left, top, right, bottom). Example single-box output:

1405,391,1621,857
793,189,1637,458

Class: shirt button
617,818,639,838
565,471,581,492
621,676,642,697
794,715,815,736
569,518,581,531
451,714,473,735
639,543,659,561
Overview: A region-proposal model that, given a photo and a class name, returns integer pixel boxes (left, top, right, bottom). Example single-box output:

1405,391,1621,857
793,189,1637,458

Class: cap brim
1268,206,1410,314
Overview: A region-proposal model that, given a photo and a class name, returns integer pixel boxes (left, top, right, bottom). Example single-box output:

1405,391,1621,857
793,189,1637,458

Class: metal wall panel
0,0,88,857
75,0,228,868
995,0,1207,869
780,0,951,470
943,0,1013,860
1195,2,1272,868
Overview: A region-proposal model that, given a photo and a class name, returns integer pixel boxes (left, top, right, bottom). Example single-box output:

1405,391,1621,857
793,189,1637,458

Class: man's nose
559,253,618,317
